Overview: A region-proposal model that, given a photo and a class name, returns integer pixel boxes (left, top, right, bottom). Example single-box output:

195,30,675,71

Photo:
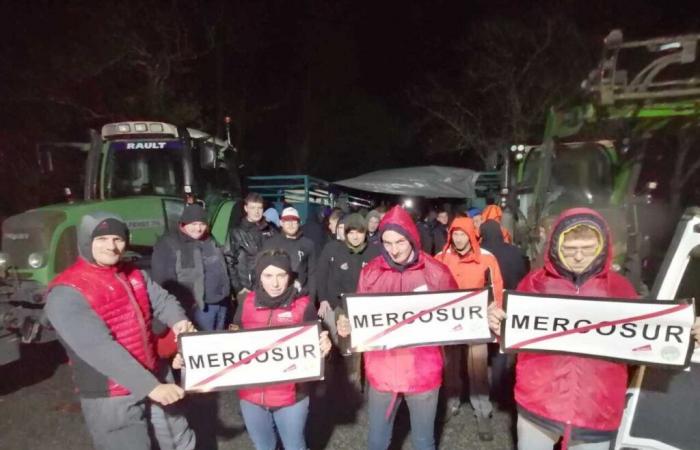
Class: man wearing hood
263,206,317,298
45,212,195,450
488,208,637,450
337,206,457,450
435,216,504,440
229,192,277,302
151,203,231,331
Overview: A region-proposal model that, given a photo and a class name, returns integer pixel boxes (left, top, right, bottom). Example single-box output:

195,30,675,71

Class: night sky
1,0,700,215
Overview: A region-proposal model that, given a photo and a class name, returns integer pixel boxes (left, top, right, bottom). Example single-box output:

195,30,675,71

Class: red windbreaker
358,206,457,393
515,208,637,435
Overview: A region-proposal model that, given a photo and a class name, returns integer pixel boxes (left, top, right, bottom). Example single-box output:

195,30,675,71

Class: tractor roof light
101,122,178,140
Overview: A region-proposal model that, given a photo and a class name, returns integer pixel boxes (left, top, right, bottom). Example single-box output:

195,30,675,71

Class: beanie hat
91,218,129,242
254,250,293,282
343,213,367,233
180,204,207,224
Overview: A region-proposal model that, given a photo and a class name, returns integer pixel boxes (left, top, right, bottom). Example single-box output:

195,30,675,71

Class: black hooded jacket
480,220,529,290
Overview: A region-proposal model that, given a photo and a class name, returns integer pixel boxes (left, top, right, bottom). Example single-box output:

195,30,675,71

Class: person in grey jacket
45,212,196,450
151,203,232,331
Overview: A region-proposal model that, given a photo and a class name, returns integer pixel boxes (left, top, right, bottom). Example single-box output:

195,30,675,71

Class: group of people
45,195,700,450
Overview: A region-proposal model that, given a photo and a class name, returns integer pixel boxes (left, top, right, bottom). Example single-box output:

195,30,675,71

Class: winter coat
431,222,447,256
49,257,156,397
358,206,457,393
481,205,512,243
236,291,315,408
229,219,277,292
151,230,231,310
480,220,528,290
262,232,317,299
317,240,381,309
515,208,637,435
435,217,504,304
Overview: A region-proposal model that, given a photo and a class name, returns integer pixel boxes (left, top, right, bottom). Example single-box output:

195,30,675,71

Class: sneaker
476,415,494,441
443,398,461,423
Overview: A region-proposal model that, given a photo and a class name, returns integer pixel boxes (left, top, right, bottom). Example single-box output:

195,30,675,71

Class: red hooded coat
357,206,457,393
515,208,637,432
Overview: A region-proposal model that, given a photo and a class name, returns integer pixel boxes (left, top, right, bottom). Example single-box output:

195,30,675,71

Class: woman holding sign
488,208,637,450
231,249,332,450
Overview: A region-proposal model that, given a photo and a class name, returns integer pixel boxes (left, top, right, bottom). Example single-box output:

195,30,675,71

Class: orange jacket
435,217,504,306
481,205,512,243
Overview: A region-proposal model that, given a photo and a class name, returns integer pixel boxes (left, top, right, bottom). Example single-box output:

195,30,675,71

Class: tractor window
675,249,700,316
104,142,184,198
548,144,614,206
191,144,241,203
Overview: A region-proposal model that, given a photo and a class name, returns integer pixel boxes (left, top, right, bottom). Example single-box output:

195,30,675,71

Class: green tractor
0,121,241,364
506,29,700,289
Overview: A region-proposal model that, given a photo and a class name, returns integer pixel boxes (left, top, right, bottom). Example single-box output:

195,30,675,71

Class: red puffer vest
50,257,156,397
238,291,311,408
358,206,458,394
515,208,638,432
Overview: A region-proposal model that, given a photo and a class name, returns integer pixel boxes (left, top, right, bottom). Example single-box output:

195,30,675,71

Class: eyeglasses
560,245,599,257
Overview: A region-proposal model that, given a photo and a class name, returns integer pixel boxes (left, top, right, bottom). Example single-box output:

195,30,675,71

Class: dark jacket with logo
151,230,231,310
317,239,381,309
229,219,277,292
263,233,317,299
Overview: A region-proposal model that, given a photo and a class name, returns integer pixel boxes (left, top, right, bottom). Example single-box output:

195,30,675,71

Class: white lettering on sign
125,142,167,150
126,219,164,229
178,322,323,393
343,288,493,353
501,291,696,367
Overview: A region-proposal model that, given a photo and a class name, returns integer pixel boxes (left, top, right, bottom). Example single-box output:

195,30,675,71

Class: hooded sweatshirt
481,205,512,243
435,216,504,305
480,219,529,290
46,212,187,399
514,207,637,443
357,206,457,393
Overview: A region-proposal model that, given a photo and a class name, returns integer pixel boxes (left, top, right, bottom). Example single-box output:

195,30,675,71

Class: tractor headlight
27,252,46,269
0,252,8,269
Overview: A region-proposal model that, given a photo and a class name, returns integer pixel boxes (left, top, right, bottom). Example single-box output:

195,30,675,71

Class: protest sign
500,292,695,367
343,288,493,353
178,322,323,392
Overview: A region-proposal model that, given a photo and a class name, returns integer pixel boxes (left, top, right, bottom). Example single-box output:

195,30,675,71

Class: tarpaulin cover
333,166,479,198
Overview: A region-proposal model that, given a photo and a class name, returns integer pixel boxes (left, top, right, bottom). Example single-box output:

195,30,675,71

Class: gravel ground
0,342,516,450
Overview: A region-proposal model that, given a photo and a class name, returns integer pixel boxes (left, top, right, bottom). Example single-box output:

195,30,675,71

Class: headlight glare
28,252,46,269
0,252,8,268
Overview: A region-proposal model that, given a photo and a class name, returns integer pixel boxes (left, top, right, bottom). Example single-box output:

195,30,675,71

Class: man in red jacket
488,208,637,450
337,205,457,450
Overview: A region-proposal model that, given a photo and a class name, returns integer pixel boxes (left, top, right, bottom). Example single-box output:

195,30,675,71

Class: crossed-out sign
178,322,323,392
501,292,696,368
343,288,493,352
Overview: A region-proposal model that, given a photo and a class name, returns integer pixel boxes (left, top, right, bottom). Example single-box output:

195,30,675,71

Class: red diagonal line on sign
190,324,315,390
509,303,691,350
357,289,487,348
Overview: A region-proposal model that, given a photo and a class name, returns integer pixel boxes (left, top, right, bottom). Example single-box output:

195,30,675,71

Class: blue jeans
240,397,309,450
367,386,439,450
192,302,228,331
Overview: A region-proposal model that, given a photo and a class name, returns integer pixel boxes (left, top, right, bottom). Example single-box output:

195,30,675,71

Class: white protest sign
343,288,493,353
501,292,695,367
178,322,323,392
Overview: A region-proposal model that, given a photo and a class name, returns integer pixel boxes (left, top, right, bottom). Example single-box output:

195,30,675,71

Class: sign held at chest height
500,292,696,368
343,288,493,353
178,322,324,392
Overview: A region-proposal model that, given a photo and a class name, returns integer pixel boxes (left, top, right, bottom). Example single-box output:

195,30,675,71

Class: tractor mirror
199,142,217,169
